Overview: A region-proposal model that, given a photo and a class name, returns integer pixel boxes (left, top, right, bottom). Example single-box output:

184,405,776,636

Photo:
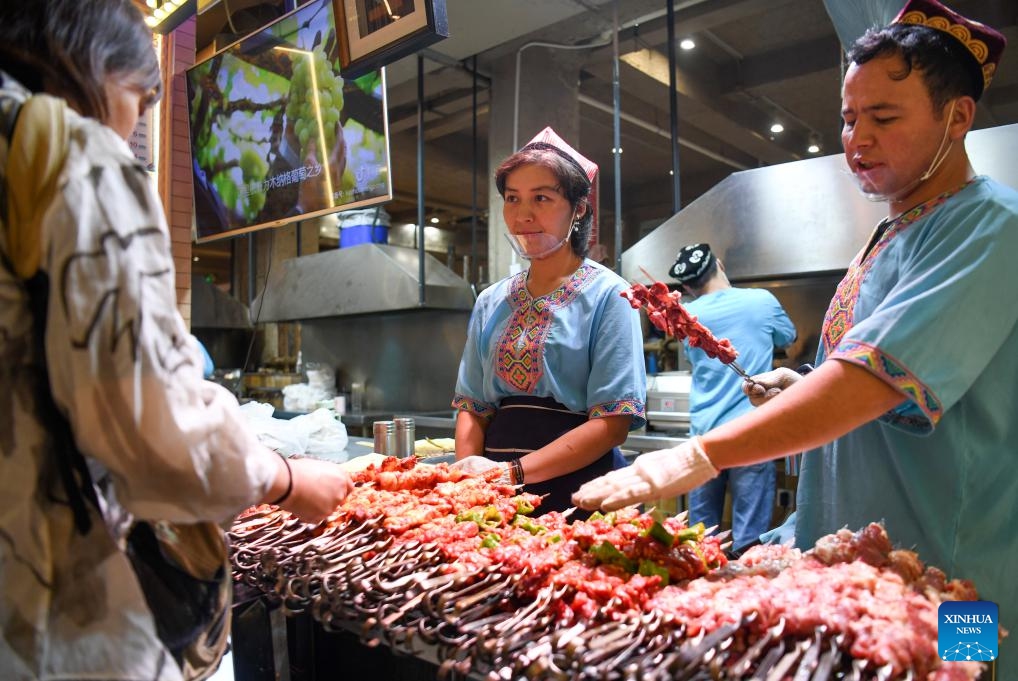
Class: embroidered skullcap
669,243,714,284
522,126,599,227
892,0,1007,100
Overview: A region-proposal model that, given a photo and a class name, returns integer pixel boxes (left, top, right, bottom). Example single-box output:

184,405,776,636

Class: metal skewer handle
728,360,754,383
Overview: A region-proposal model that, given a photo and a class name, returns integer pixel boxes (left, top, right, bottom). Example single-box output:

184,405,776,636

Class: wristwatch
795,363,814,376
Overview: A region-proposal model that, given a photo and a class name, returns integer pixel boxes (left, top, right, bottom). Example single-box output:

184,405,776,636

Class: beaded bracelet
270,452,294,506
509,458,525,486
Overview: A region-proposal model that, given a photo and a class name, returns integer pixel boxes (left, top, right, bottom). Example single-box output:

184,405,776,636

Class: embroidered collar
507,262,598,312
869,177,980,256
497,263,599,393
821,178,978,357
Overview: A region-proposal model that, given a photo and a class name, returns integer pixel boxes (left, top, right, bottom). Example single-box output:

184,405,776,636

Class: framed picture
335,0,448,77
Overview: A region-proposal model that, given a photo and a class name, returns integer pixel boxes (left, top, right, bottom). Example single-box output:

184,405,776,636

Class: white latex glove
451,455,510,483
572,437,719,512
742,367,803,407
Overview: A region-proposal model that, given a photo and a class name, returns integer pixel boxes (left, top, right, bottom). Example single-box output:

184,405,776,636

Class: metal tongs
726,359,753,383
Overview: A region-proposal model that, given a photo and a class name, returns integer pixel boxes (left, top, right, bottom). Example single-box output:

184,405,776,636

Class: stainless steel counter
623,432,688,453
392,410,687,456
282,406,687,457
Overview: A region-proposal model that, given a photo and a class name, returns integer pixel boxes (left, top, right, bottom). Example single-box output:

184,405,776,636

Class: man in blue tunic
575,0,1016,674
669,243,796,553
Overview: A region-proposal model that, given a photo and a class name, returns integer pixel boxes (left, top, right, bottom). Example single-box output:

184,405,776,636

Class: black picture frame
335,0,448,78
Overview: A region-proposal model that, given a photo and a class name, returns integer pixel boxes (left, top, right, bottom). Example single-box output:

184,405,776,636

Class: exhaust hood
191,275,252,329
251,243,475,322
623,123,1018,283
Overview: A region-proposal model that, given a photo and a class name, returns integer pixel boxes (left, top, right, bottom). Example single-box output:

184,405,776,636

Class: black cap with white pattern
668,243,714,283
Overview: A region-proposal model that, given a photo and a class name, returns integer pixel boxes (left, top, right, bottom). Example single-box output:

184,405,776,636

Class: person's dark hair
848,23,981,112
678,257,718,294
0,0,161,124
495,143,594,258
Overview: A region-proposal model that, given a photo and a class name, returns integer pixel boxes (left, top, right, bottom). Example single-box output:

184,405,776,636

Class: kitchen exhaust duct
250,243,475,322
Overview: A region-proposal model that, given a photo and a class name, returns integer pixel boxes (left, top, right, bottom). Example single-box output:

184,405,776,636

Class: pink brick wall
161,18,196,325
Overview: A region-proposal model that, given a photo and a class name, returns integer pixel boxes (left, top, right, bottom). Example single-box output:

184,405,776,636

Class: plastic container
340,223,389,247
338,207,391,249
350,382,365,413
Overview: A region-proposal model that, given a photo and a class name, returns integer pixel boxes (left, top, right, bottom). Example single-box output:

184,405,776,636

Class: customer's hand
572,437,719,511
742,367,803,407
279,458,354,524
451,455,510,482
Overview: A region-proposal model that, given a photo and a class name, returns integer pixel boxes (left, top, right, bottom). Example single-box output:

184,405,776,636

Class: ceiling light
807,132,822,154
193,256,200,262
770,123,784,134
612,147,623,154
147,0,196,34
429,216,440,224
680,39,695,50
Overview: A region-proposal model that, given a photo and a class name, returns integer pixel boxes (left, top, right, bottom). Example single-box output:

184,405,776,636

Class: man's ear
949,96,976,140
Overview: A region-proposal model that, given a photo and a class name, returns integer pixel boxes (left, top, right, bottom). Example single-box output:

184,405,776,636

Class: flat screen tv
186,0,392,242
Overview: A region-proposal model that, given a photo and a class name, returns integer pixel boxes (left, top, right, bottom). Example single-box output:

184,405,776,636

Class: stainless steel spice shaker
393,417,415,459
372,420,396,456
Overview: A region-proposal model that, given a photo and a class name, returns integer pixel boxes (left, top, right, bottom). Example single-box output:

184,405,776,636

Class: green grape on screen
285,46,345,161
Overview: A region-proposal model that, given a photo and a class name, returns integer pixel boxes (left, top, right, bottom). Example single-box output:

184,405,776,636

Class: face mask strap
917,100,957,182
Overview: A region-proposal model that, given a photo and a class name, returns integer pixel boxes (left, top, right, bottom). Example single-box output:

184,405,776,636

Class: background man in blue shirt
670,243,796,552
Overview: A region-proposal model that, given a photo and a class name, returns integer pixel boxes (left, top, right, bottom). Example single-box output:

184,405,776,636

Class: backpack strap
1,91,98,535
5,94,69,279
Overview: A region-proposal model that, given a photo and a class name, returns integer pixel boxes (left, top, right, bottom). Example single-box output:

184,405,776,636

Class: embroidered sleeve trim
452,394,496,419
588,399,646,427
830,340,942,431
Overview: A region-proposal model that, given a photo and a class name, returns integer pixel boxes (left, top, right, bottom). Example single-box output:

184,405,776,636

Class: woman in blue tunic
452,128,646,515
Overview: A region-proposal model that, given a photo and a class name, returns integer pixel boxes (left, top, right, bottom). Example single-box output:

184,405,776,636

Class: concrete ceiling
190,0,1018,275
378,0,1018,237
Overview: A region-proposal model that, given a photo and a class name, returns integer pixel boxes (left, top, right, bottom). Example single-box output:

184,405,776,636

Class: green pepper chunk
455,509,484,524
514,497,535,515
480,533,501,549
483,505,503,524
587,511,605,521
512,515,547,535
455,505,504,529
646,520,676,547
675,521,706,543
590,541,637,573
638,559,671,585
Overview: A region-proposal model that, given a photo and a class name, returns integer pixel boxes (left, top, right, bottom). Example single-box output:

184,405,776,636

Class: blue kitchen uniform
453,260,646,515
795,177,1018,676
684,287,796,550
